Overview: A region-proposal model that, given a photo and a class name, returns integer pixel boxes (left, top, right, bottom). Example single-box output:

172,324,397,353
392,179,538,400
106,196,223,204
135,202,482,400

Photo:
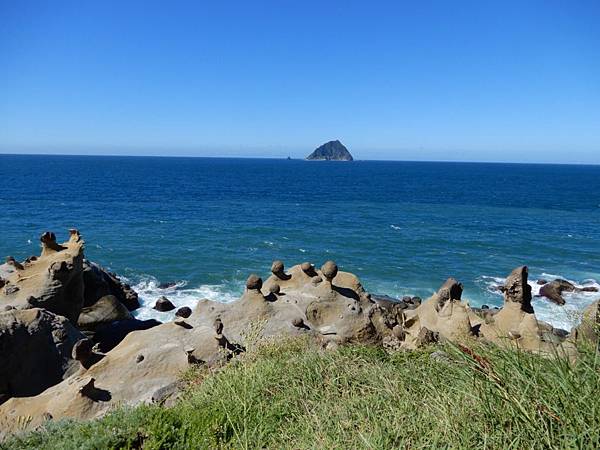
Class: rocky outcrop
82,261,139,310
0,308,85,403
77,295,133,330
572,300,599,344
479,267,574,354
0,258,585,437
0,230,85,323
306,140,353,161
538,279,598,305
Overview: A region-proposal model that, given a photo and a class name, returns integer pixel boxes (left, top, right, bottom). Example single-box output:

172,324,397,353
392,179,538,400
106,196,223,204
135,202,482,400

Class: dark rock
91,318,161,353
537,279,548,285
158,282,178,289
82,261,139,311
153,296,175,312
539,279,575,305
175,306,192,318
271,261,291,280
268,284,281,295
301,262,317,276
77,295,133,329
0,308,85,402
306,140,353,161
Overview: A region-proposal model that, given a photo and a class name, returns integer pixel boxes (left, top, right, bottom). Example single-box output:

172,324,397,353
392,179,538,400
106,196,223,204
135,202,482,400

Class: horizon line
1,152,599,167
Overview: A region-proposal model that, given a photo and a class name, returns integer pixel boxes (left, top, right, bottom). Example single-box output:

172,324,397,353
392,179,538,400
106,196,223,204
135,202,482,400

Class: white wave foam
128,275,240,322
390,225,401,230
478,274,600,331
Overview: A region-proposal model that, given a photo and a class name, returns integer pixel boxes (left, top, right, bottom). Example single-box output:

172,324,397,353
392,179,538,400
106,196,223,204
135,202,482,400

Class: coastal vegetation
4,335,599,449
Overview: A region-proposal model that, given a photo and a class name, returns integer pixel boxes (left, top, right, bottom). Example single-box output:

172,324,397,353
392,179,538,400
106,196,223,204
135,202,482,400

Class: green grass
3,336,600,449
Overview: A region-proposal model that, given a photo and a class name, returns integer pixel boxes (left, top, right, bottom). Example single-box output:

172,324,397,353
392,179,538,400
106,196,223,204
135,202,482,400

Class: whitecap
299,248,306,253
478,273,600,331
130,275,239,322
390,225,401,230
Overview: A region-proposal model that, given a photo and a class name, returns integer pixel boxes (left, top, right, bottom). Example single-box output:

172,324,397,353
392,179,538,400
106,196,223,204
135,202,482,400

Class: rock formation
82,261,139,310
0,308,85,403
0,239,592,438
306,140,353,161
538,279,598,305
0,230,85,322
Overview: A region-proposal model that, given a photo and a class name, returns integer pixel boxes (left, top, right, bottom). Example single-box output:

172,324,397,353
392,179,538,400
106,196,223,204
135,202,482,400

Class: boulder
77,295,133,330
539,279,575,305
175,307,192,318
0,308,85,403
154,296,176,312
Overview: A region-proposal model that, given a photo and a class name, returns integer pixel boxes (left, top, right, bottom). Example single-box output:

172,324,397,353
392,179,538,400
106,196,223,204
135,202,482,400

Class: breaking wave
125,275,240,322
478,273,600,331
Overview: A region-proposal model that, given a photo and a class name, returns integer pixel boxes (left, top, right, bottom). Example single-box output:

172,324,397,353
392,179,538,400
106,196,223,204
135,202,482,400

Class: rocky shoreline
1,230,598,438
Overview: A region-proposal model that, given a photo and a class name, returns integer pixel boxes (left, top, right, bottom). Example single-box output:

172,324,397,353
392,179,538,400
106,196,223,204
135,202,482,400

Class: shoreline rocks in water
538,278,599,305
0,229,598,439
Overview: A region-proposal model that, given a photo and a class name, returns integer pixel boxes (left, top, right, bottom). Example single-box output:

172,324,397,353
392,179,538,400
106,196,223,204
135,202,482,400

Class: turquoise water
1,155,599,330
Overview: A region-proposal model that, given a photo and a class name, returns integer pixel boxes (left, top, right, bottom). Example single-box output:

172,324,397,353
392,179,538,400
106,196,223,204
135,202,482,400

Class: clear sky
1,1,599,163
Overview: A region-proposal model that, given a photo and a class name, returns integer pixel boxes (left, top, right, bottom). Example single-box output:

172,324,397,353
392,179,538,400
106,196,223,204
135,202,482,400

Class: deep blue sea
1,155,599,330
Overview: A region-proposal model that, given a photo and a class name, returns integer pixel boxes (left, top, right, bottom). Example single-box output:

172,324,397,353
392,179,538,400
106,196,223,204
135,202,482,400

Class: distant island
306,140,353,161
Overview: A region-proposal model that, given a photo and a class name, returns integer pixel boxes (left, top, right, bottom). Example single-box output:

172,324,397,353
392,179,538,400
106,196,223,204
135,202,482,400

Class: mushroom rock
0,308,85,404
320,261,338,286
270,260,291,281
0,230,85,322
5,257,24,271
301,262,317,277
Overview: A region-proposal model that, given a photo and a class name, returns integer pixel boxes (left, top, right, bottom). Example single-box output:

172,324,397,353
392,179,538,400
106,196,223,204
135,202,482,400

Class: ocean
1,154,599,331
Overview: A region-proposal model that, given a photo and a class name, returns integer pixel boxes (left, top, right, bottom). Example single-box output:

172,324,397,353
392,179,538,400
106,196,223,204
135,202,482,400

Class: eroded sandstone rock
0,308,85,403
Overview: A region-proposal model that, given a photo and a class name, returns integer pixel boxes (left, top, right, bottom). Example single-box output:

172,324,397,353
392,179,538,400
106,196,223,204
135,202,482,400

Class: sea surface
1,154,599,331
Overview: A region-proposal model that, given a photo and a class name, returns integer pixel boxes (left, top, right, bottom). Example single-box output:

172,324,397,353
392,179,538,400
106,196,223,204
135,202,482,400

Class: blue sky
1,1,599,163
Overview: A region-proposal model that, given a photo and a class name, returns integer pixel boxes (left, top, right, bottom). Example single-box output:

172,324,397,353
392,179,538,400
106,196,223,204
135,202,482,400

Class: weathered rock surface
0,308,85,403
572,300,599,344
479,267,575,354
0,230,85,322
77,295,132,330
0,258,585,437
0,320,232,435
306,140,353,161
83,260,139,311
